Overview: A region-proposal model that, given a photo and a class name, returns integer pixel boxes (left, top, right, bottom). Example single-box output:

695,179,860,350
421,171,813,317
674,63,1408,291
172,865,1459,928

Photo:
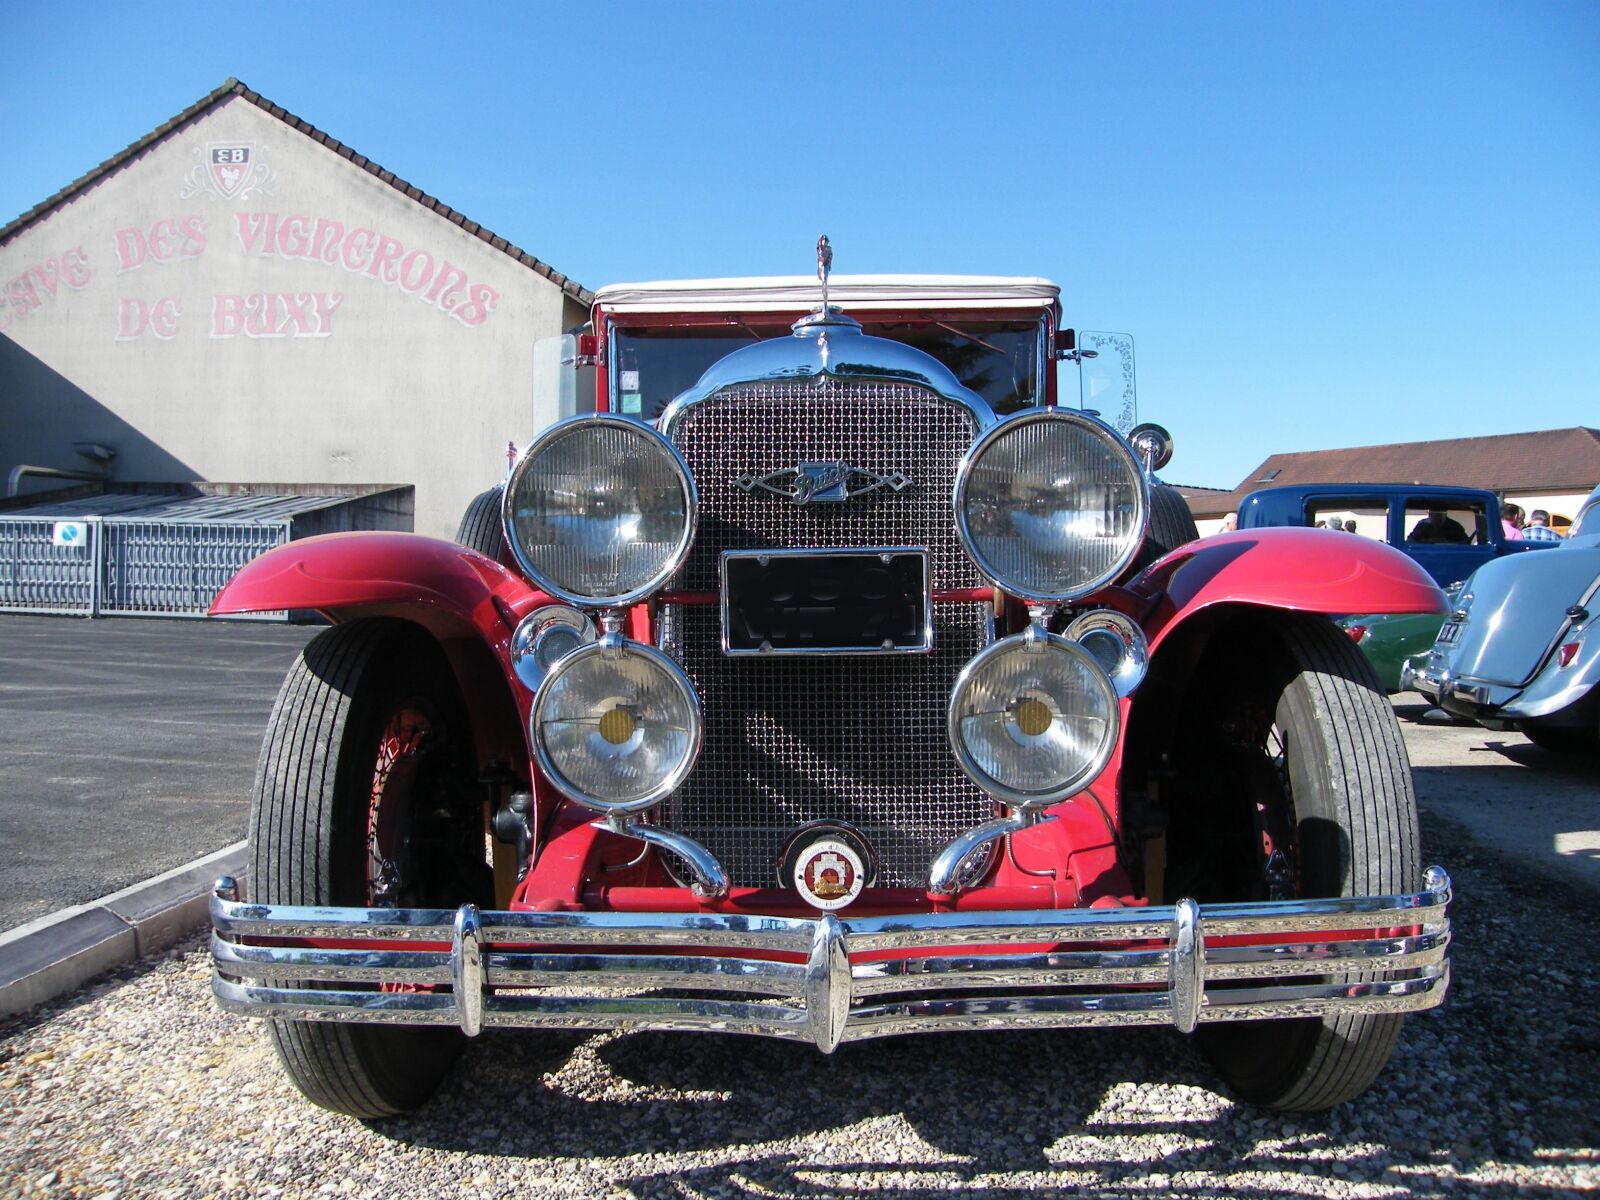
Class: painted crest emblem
209,144,253,198
793,838,865,911
182,141,274,202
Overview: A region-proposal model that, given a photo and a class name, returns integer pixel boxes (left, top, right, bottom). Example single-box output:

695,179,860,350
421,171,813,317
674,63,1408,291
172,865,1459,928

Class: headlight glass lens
948,631,1119,808
505,416,695,606
533,639,702,813
956,412,1147,601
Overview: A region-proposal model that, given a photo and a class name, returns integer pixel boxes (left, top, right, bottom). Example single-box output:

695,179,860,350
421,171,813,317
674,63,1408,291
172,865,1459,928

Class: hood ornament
793,234,859,342
736,461,912,505
817,234,833,312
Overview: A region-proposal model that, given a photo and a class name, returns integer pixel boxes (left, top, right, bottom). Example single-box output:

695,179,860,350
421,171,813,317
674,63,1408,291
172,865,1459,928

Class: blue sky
3,2,1596,490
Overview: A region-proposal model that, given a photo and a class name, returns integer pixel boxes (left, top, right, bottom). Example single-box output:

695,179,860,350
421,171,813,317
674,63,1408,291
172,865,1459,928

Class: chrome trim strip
212,871,1453,1048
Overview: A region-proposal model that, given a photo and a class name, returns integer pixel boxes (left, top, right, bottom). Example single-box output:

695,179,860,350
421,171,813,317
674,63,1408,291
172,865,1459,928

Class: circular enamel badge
793,838,866,911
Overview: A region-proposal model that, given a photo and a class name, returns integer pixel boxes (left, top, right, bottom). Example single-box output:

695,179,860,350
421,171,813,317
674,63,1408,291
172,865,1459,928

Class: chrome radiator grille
661,379,995,887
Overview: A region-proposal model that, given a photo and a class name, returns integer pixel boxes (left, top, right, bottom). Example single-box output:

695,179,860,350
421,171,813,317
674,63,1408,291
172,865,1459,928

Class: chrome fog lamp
947,627,1119,809
510,605,597,691
504,415,697,608
532,635,703,814
1063,609,1149,698
955,410,1148,602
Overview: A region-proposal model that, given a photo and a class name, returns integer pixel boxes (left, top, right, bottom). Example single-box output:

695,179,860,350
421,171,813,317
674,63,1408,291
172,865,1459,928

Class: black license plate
721,549,931,655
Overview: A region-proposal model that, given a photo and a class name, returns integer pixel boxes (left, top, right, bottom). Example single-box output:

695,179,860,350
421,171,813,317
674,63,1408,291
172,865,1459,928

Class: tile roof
1185,427,1600,517
0,78,592,305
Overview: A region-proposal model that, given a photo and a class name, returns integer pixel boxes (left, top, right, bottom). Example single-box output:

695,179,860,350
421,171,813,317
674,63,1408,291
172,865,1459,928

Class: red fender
210,531,549,633
1130,527,1448,650
212,532,558,784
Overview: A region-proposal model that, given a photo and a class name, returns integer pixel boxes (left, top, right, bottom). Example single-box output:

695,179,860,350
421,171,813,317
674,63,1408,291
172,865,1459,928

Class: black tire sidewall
249,619,477,1118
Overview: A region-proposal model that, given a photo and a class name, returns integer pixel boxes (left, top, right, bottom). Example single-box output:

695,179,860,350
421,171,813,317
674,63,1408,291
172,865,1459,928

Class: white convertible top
592,275,1060,313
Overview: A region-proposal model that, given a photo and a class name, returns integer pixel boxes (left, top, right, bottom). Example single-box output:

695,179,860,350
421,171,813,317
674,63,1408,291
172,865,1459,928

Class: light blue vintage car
1404,484,1600,751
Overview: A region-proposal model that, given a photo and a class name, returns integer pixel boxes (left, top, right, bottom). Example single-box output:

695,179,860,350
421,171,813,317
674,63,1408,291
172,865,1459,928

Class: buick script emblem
735,462,911,505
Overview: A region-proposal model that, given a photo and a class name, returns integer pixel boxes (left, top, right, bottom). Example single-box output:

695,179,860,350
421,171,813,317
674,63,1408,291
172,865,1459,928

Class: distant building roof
0,77,592,306
1187,427,1600,518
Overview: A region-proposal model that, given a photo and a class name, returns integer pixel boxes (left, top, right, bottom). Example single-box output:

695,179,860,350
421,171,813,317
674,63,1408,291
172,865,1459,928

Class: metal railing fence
0,516,290,619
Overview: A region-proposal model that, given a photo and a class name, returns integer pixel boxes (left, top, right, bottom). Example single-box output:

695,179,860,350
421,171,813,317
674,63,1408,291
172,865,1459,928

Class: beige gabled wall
1,95,584,538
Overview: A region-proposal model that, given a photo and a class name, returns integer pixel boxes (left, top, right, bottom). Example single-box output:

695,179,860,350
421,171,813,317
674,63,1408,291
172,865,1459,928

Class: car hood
1443,544,1600,687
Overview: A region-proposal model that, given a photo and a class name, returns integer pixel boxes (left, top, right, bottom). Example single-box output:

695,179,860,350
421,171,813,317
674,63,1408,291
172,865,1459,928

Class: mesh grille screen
661,378,995,887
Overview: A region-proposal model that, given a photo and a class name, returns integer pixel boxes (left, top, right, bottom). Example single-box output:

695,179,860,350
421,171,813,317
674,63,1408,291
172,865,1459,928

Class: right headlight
531,635,702,814
954,410,1148,602
947,628,1120,809
504,414,696,608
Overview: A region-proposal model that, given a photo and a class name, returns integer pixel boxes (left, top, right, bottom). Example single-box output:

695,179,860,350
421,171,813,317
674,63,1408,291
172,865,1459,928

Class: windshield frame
602,308,1053,421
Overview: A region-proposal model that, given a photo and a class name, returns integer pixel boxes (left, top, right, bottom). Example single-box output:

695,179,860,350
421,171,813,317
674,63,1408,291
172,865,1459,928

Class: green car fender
1338,582,1463,693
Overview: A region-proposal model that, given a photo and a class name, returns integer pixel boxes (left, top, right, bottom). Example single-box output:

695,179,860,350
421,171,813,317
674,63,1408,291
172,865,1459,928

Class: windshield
611,318,1044,421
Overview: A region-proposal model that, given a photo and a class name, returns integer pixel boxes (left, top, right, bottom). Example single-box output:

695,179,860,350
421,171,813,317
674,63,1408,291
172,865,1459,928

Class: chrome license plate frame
720,548,932,656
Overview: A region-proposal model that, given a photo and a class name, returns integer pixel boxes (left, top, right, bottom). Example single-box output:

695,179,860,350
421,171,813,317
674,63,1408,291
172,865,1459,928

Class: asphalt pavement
0,613,318,931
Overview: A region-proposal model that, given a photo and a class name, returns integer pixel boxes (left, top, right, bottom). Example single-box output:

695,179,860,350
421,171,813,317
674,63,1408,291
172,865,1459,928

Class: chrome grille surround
661,377,996,887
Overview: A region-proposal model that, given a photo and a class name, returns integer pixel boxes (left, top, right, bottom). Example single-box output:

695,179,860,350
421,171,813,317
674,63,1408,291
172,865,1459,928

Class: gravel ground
2,809,1597,1200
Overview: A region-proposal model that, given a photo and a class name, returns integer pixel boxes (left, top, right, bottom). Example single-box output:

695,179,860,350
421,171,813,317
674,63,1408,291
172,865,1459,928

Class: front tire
249,619,491,1118
1128,481,1200,575
1165,614,1421,1110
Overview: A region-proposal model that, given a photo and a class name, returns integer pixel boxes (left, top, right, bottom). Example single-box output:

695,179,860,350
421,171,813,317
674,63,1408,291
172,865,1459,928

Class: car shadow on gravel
366,811,1600,1197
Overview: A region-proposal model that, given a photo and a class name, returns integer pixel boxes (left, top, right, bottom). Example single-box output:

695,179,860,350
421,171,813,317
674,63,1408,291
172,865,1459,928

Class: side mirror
1129,422,1174,474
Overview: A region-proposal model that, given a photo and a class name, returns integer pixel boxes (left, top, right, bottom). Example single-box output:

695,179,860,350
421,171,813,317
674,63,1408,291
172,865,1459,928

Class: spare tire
455,484,506,561
1129,481,1199,575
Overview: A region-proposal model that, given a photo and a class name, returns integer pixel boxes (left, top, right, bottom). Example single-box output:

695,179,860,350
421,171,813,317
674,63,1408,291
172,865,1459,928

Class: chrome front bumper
210,869,1451,1053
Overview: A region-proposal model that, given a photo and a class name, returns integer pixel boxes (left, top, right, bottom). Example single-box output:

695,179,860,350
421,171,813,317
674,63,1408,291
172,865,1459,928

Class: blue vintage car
1404,484,1600,751
1238,482,1557,587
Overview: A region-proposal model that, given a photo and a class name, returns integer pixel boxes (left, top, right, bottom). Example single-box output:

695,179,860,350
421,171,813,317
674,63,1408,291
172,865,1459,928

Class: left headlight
504,414,697,608
954,410,1147,602
531,636,702,814
947,628,1119,809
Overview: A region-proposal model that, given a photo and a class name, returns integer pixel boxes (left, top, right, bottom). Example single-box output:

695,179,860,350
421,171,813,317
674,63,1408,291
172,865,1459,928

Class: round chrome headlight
947,627,1120,809
531,636,702,814
954,410,1148,602
504,415,696,608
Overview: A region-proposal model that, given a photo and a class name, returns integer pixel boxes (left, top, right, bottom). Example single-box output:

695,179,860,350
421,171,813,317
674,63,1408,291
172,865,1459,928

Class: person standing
1502,502,1525,541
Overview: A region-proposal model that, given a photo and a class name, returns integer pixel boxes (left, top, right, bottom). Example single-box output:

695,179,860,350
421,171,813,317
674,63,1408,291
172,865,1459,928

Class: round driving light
947,628,1120,809
504,414,697,608
955,410,1148,602
532,636,702,814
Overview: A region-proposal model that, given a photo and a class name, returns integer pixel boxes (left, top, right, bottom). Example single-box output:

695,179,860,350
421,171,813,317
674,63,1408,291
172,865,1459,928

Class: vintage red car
209,244,1452,1117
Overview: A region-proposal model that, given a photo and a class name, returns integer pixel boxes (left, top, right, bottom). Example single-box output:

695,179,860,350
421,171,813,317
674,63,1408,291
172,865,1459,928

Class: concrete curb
0,841,244,1017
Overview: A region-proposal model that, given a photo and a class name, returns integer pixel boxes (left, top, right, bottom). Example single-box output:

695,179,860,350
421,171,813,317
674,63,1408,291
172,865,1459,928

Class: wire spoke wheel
1167,613,1422,1110
249,619,490,1118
